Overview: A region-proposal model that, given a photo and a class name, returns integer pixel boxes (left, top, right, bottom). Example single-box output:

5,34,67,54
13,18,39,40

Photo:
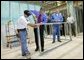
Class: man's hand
34,22,43,28
37,22,43,25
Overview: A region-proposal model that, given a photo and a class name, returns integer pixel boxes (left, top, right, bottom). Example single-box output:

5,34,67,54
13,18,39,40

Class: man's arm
27,23,36,27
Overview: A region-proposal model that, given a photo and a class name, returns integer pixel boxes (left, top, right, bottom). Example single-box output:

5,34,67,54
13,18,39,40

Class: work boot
22,54,26,56
57,37,61,42
25,53,31,59
58,40,61,42
35,48,39,51
41,48,44,52
52,41,55,43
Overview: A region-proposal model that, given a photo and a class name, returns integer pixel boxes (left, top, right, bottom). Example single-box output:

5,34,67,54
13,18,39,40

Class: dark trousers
47,25,50,35
34,25,44,50
60,24,65,36
71,23,76,36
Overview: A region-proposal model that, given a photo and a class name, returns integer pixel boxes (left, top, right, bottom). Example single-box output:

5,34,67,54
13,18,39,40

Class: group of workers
16,7,76,58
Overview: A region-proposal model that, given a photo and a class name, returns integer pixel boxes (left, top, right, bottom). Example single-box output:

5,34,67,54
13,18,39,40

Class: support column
67,1,77,36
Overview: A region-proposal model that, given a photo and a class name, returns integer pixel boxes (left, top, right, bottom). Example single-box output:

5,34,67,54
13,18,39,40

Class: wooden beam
45,1,83,12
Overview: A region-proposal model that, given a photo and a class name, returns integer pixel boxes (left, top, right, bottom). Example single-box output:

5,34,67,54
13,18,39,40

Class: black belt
16,28,26,38
17,28,26,31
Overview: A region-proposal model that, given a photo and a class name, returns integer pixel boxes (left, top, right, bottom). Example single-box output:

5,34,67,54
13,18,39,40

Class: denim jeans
53,24,60,41
19,30,29,55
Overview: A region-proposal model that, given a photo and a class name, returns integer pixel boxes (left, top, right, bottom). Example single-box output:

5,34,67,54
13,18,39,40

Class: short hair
24,10,31,16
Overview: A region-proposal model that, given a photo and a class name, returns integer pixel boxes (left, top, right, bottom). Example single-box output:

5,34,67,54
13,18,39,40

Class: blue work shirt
51,13,63,22
30,10,48,23
38,13,48,23
30,10,39,17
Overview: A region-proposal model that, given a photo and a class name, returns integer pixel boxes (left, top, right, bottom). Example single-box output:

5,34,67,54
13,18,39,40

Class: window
10,2,19,24
28,4,34,10
19,3,28,16
1,1,9,25
34,5,41,11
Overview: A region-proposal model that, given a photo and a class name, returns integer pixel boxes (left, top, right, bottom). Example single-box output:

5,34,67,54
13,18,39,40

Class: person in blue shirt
30,7,48,52
51,9,63,43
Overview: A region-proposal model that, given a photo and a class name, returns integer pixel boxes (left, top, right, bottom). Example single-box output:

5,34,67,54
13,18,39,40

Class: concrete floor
1,33,83,59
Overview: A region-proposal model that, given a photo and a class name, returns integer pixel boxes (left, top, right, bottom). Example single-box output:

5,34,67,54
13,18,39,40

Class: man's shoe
25,53,31,59
52,41,55,43
41,49,44,52
22,54,26,56
58,40,61,42
35,48,39,51
74,35,76,37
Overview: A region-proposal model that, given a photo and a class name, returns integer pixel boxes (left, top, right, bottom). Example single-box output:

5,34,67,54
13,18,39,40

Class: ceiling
25,1,66,10
21,1,83,11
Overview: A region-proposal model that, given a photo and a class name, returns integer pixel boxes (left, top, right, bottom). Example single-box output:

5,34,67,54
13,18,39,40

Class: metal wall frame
35,22,72,54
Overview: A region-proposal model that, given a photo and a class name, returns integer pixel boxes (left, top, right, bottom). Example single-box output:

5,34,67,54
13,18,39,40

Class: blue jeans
19,30,29,55
53,24,60,41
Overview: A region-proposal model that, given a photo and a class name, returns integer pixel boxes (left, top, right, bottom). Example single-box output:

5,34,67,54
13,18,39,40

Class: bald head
68,13,71,17
56,9,59,13
52,9,60,13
